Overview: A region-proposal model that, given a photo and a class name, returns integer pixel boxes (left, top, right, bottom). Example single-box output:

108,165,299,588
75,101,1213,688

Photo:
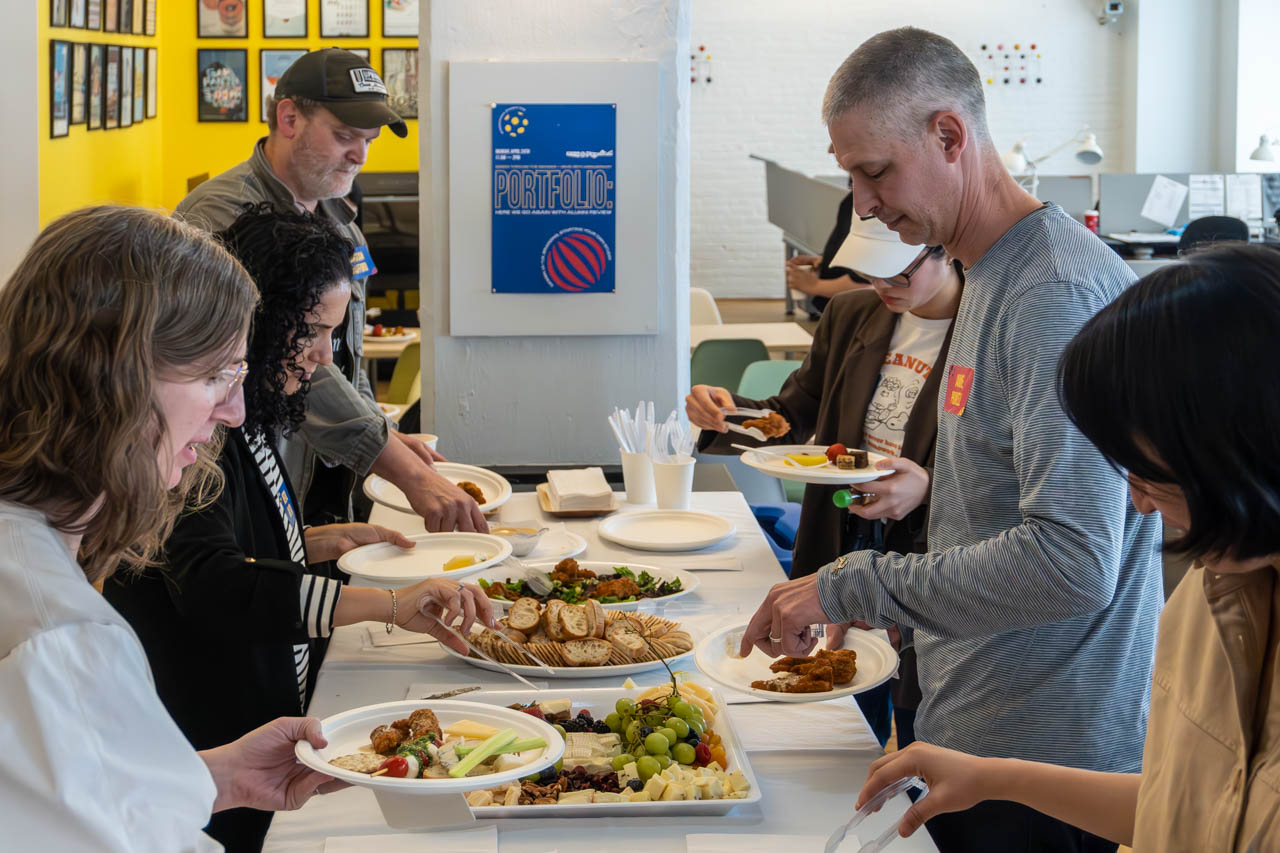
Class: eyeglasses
215,360,249,405
884,246,943,287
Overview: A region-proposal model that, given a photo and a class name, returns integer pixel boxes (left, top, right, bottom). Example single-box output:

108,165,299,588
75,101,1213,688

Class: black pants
206,806,273,853
926,800,1118,853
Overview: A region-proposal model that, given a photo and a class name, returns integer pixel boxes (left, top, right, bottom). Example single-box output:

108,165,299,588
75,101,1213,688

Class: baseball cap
273,48,408,138
830,215,926,279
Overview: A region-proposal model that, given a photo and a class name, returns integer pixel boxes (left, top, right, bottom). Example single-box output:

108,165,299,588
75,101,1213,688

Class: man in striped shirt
742,27,1162,853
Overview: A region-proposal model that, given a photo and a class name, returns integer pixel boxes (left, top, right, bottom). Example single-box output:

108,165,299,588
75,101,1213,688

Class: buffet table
263,491,937,852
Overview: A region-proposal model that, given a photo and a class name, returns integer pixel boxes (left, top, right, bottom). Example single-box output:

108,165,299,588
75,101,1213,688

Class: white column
0,3,39,282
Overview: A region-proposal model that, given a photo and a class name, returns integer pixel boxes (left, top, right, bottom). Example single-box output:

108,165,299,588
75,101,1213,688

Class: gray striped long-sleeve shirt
818,204,1163,773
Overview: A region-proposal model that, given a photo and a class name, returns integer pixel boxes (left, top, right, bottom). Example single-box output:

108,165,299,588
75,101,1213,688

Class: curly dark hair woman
216,203,354,439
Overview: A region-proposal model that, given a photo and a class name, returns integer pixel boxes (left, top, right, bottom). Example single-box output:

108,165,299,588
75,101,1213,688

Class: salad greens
479,565,683,605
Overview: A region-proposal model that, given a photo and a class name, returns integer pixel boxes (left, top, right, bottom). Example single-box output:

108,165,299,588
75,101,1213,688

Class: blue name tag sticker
350,244,377,280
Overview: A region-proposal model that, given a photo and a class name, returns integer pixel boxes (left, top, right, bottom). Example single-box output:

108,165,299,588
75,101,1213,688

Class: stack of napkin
546,467,613,510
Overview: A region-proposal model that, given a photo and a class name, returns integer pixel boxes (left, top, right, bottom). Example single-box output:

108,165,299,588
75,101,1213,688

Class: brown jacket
698,288,954,577
1133,564,1280,851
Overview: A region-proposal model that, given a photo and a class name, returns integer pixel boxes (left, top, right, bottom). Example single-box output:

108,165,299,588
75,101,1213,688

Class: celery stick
455,736,547,758
448,728,517,778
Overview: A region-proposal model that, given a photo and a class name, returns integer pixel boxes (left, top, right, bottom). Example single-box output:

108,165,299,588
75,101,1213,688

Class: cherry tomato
378,756,409,778
372,323,384,336
826,442,848,463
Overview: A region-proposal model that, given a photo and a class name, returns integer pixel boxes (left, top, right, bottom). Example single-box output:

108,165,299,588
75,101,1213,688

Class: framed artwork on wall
131,0,143,34
382,0,417,37
381,47,417,119
260,48,306,122
50,41,70,138
344,47,369,60
71,0,87,28
87,0,102,29
146,47,157,118
71,42,88,124
119,0,132,33
120,45,132,127
88,44,104,129
198,48,248,122
105,45,119,129
133,46,145,123
264,0,306,37
199,0,248,38
145,0,155,35
51,0,68,28
104,0,118,32
320,0,367,38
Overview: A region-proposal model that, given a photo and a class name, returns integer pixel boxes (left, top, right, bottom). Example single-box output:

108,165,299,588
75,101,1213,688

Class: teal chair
737,359,806,503
690,338,770,391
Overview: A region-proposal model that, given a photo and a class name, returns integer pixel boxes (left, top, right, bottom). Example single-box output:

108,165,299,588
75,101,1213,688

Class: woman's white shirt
0,501,221,852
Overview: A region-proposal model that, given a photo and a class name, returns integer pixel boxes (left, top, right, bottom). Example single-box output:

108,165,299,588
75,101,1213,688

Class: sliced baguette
559,604,590,639
543,599,567,641
507,598,542,633
607,619,648,660
563,638,613,666
586,599,607,639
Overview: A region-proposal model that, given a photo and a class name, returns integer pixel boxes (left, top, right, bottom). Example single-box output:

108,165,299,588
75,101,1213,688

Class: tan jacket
1134,564,1280,851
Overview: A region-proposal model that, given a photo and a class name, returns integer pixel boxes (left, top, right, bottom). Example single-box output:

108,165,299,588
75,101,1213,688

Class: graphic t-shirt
861,311,951,457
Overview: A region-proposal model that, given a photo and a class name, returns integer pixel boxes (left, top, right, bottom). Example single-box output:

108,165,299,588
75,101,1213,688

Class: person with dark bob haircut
106,204,494,853
855,243,1280,852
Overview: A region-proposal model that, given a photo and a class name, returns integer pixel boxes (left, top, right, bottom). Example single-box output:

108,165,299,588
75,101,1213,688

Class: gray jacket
175,139,389,510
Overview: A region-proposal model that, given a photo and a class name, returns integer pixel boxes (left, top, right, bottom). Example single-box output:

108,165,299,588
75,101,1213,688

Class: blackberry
639,726,654,737
684,731,700,745
627,779,644,792
592,719,611,734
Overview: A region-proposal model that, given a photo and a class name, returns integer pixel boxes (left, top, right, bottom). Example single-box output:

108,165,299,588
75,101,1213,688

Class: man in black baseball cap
274,47,408,139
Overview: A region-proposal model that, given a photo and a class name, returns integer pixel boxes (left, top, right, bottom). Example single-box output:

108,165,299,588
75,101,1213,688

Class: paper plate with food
475,558,699,612
363,323,416,342
294,698,563,795
363,462,513,515
440,602,696,678
337,532,512,585
739,441,892,486
453,683,761,816
693,622,898,703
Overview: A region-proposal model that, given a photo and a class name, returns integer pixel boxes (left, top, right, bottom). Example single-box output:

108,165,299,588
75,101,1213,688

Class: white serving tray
364,463,514,515
458,686,763,818
473,560,700,612
438,625,696,679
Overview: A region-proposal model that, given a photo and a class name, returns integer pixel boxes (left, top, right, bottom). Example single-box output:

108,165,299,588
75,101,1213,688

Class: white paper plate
597,510,736,552
337,532,513,584
739,444,893,485
458,686,762,817
694,623,898,703
377,403,403,420
295,698,563,793
439,624,696,679
363,463,513,515
363,326,417,342
473,560,700,612
495,527,588,563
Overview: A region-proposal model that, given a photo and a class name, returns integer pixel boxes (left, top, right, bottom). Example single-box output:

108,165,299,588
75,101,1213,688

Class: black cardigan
105,428,320,753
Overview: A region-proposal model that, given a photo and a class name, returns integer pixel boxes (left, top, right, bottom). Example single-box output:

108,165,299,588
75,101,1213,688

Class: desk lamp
1249,134,1277,162
1001,130,1105,198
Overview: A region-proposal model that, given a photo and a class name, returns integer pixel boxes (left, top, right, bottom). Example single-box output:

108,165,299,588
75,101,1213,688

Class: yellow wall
39,1,418,224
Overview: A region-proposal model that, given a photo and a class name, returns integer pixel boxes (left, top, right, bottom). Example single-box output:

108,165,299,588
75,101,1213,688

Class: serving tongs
823,776,930,853
719,406,774,442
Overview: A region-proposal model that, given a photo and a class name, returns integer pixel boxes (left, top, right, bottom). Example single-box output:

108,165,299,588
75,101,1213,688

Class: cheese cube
726,770,750,793
503,786,521,806
618,761,640,787
465,790,493,807
698,766,717,778
686,782,703,800
642,776,667,800
557,790,595,805
593,792,626,803
726,791,750,799
693,776,724,798
627,790,652,802
706,761,724,773
445,720,502,739
659,782,686,801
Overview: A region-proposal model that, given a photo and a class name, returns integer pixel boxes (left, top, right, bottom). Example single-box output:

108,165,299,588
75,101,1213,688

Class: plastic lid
823,776,929,853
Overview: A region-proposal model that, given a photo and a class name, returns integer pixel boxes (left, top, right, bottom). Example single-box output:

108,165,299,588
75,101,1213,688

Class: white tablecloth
263,491,936,853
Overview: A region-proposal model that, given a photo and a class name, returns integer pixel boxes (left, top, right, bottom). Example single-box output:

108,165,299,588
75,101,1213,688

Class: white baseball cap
831,215,926,279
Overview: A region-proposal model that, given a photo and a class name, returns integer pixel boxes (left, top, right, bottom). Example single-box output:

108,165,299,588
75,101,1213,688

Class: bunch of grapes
603,695,724,781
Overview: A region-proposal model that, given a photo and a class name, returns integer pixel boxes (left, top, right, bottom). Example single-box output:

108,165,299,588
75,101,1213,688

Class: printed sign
490,103,616,294
943,365,974,416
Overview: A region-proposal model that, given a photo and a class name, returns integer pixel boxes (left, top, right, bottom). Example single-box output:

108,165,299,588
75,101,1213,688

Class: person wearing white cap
687,215,963,747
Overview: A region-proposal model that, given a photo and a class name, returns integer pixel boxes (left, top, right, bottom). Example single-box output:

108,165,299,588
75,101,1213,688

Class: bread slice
607,619,648,660
543,599,567,640
586,599,607,639
563,638,613,666
507,598,542,632
559,604,590,639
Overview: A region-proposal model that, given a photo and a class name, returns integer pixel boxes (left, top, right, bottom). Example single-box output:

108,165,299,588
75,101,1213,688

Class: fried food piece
815,648,858,684
551,558,597,584
594,577,641,599
457,480,486,503
767,655,813,673
390,718,413,736
486,581,518,601
751,664,835,693
742,411,789,438
407,708,442,742
369,724,405,755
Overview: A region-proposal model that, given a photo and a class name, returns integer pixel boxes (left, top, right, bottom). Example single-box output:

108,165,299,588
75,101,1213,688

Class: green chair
690,338,770,391
737,359,806,502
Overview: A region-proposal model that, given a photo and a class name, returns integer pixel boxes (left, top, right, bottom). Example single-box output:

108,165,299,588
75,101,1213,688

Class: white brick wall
690,1,1135,298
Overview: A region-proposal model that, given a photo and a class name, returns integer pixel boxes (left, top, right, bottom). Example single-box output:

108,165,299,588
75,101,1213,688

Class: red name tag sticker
944,365,974,416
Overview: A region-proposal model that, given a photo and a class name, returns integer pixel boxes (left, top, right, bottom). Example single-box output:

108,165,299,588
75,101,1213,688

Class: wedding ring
768,634,782,642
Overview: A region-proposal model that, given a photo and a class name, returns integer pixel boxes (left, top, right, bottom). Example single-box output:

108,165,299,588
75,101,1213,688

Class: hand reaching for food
685,385,736,432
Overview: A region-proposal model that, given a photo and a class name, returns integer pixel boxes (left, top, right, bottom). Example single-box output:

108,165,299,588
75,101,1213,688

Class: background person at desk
787,146,872,314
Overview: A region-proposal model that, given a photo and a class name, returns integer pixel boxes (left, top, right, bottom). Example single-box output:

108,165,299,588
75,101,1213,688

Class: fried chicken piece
369,725,405,755
594,577,641,599
390,718,413,736
742,411,789,439
768,655,813,674
407,708,442,742
815,648,858,684
486,581,518,601
457,480,486,503
551,558,597,584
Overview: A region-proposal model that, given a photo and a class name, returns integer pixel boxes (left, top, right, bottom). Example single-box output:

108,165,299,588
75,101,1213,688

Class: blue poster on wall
491,103,616,294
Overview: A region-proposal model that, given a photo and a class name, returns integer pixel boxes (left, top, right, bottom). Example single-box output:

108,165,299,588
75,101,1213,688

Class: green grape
616,698,637,716
657,727,678,745
605,712,622,733
653,753,672,769
625,720,642,742
554,759,563,772
644,732,670,754
687,716,706,735
636,755,660,780
611,754,630,772
671,700,695,720
665,717,690,739
672,743,696,765
553,724,567,738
